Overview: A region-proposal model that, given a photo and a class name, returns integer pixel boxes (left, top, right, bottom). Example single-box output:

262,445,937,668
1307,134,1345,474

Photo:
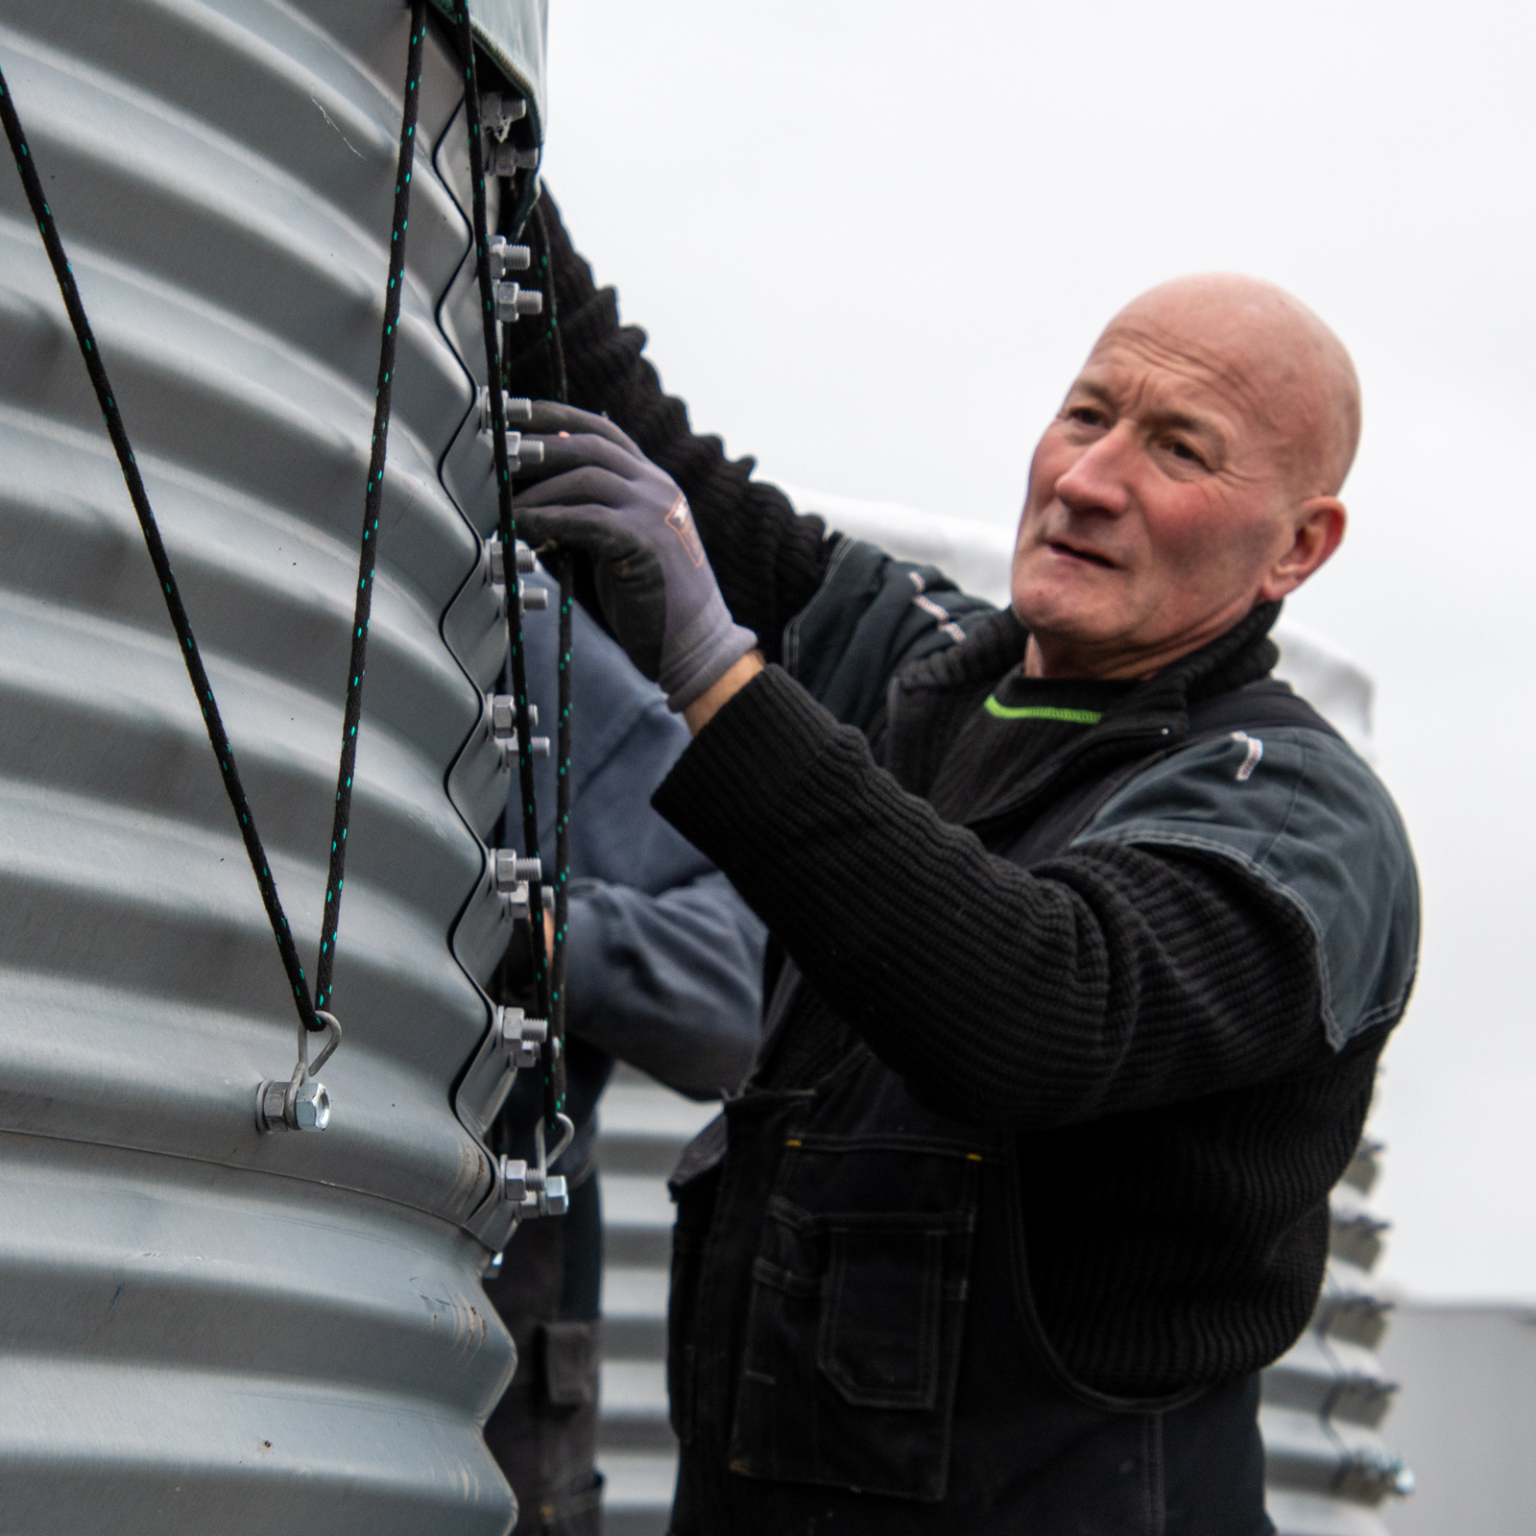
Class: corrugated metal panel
1263,1138,1416,1534
0,2,546,1528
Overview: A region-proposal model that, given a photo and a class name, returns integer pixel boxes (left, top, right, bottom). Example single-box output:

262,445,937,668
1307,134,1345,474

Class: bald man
501,199,1419,1535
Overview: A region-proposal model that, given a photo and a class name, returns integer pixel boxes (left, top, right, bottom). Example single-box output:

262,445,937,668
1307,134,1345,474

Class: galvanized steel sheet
0,1,546,1528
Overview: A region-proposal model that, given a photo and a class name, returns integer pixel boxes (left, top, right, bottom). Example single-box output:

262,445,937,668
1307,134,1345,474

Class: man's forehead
1072,322,1271,439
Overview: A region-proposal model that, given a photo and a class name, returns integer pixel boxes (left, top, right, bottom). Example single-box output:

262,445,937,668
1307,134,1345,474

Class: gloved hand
512,402,756,711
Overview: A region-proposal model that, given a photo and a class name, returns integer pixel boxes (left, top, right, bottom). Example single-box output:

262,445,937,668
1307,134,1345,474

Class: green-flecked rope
314,0,427,1012
535,199,573,1129
0,62,320,1031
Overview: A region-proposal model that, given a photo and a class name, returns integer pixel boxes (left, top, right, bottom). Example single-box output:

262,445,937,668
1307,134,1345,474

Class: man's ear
1259,497,1347,601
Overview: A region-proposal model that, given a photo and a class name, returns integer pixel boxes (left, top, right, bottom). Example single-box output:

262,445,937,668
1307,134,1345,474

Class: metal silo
0,2,546,1529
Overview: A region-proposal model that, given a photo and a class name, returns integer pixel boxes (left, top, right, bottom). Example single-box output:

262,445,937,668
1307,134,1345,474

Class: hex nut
292,1079,331,1131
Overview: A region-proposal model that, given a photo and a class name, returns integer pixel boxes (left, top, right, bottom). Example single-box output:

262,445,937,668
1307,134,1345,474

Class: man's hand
513,403,756,711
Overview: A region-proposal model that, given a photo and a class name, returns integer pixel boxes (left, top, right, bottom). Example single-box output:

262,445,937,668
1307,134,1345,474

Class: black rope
0,62,320,1031
314,1,426,1013
449,2,554,1068
548,554,572,1123
532,200,572,1126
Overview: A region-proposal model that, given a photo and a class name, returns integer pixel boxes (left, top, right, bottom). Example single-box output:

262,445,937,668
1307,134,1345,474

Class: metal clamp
255,1010,342,1134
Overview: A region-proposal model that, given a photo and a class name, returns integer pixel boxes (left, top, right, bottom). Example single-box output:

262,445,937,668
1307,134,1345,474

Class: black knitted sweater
504,195,1400,1397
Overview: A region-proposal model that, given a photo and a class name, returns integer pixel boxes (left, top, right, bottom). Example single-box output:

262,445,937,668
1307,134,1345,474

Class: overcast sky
539,0,1536,1301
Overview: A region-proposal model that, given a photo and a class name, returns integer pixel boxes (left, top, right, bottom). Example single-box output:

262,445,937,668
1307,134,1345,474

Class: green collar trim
983,697,1103,725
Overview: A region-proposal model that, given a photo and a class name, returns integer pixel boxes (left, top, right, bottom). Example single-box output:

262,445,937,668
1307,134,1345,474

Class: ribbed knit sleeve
502,193,835,661
653,665,1326,1130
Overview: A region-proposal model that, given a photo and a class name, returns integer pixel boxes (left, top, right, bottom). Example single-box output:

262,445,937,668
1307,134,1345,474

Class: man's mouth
1047,539,1118,570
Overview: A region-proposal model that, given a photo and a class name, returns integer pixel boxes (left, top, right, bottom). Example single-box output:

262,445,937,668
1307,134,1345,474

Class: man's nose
1054,424,1134,518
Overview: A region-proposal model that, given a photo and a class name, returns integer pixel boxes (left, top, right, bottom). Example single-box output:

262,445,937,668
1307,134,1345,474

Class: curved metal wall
0,3,540,1529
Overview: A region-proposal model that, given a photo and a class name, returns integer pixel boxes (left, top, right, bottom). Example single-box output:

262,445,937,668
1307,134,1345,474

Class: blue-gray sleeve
564,871,765,1099
1075,727,1420,1049
522,597,766,1096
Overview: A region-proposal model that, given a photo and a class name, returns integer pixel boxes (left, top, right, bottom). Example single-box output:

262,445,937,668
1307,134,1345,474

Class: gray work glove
512,402,756,711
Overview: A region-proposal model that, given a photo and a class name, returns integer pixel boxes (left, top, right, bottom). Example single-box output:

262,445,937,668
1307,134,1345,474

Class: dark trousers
482,1171,606,1536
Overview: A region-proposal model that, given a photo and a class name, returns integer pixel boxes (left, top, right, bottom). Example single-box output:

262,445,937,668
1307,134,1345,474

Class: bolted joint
496,1006,548,1070
488,695,538,736
255,1075,331,1133
501,431,544,477
480,91,528,139
494,281,543,324
487,699,551,759
495,849,543,888
538,1176,570,1218
1339,1448,1416,1500
489,235,532,276
499,1156,530,1205
486,142,540,177
477,386,533,433
497,1156,568,1218
488,537,537,588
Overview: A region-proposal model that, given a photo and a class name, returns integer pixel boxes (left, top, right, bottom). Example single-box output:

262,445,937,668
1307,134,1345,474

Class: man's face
1011,312,1322,678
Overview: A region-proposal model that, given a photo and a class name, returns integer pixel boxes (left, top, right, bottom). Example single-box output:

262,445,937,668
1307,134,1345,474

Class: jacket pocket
666,1115,727,1447
727,1144,978,1502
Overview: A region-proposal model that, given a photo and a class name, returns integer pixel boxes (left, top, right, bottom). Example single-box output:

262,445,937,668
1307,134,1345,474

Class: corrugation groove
0,2,535,1528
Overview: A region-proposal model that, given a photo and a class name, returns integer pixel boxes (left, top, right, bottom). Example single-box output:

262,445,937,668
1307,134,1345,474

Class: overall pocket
727,1142,979,1502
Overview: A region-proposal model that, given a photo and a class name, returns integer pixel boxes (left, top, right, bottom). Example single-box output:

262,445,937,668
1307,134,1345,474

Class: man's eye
1066,406,1104,427
1166,438,1206,467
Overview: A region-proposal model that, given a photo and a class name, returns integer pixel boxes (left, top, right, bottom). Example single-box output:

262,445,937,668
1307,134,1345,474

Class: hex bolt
478,387,534,432
480,91,528,135
256,1078,289,1132
291,1078,331,1131
254,1076,330,1133
496,1006,548,1070
495,850,543,887
503,430,546,463
491,702,542,729
487,143,540,177
488,538,537,588
519,580,548,611
494,282,543,324
540,1176,570,1218
489,236,532,276
499,1156,530,1204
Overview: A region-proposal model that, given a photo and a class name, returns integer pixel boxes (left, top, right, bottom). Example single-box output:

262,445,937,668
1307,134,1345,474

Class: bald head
1011,272,1357,680
1102,274,1361,498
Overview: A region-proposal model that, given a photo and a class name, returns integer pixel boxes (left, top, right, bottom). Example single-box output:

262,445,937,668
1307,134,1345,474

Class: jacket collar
889,600,1283,835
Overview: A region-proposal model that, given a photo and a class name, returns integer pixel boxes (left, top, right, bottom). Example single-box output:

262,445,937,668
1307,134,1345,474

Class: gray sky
541,0,1536,1301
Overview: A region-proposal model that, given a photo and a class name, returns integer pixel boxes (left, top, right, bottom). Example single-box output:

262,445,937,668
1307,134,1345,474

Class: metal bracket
255,1010,341,1134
